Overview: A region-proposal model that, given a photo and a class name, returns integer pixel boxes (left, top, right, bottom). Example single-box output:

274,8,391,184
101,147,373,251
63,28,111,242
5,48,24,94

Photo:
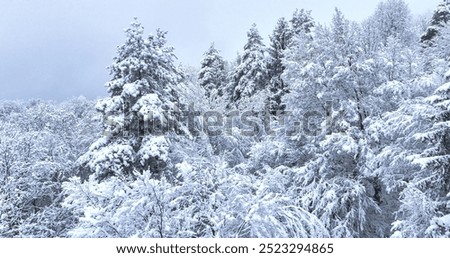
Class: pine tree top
291,8,314,35
244,23,265,51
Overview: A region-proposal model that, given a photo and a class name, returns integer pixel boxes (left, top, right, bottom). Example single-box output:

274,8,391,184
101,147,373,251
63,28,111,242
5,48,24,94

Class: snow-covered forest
1,0,450,238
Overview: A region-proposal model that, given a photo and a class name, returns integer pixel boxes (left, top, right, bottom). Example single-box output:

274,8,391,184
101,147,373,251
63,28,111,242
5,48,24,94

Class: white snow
122,83,140,97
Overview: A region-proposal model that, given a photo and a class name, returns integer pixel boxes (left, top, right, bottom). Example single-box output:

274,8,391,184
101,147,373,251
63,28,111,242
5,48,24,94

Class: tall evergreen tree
290,9,315,36
78,19,184,181
405,74,450,237
421,0,450,45
198,43,227,105
229,24,269,109
267,18,292,114
376,68,450,237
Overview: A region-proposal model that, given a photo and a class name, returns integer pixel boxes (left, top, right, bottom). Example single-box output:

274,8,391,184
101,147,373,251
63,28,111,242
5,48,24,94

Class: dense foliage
2,0,450,238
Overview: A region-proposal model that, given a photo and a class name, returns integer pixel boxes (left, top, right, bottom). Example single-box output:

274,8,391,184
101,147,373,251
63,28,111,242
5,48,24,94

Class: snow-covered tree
78,19,184,181
0,99,100,237
290,8,314,36
198,43,227,108
229,24,269,110
393,75,450,237
267,18,293,114
5,1,450,239
280,8,393,236
266,10,315,114
283,8,368,131
421,0,450,45
372,0,414,46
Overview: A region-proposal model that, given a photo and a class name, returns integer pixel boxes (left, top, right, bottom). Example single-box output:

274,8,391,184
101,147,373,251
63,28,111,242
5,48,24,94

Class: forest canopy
1,0,450,238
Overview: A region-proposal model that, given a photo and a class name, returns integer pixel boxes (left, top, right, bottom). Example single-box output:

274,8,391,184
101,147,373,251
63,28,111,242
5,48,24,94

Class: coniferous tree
374,68,450,237
229,24,269,110
290,9,315,36
198,43,227,106
421,0,450,45
267,18,292,114
5,0,450,239
78,19,184,181
397,73,450,237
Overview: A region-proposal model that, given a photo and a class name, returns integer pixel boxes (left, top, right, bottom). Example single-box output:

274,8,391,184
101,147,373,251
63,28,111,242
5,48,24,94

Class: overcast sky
0,0,441,100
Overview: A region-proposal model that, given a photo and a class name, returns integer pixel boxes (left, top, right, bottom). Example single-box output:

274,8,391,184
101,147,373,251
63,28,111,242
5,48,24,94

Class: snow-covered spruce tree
290,8,315,36
64,20,233,238
273,8,315,114
243,13,317,175
267,17,293,114
264,9,315,115
212,25,270,171
198,43,227,108
389,73,450,237
229,23,269,110
421,0,450,45
78,19,183,181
